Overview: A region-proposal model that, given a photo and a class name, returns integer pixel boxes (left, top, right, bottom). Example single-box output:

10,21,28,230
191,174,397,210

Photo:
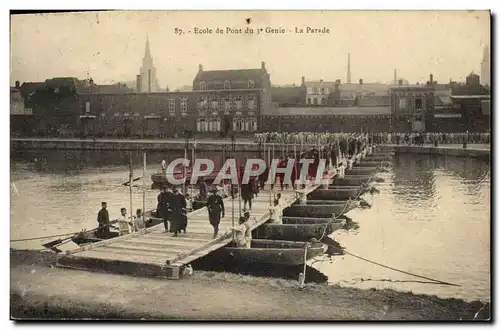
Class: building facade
304,78,338,105
390,85,435,132
260,106,391,133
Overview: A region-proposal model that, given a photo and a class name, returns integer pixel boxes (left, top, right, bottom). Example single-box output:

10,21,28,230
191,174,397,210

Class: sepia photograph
9,9,491,321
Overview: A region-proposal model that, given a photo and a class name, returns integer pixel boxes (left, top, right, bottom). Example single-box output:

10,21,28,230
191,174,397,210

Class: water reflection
391,154,438,211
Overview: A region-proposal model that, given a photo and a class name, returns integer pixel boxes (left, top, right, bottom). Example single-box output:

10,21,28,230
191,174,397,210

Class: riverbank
10,137,491,157
10,249,490,320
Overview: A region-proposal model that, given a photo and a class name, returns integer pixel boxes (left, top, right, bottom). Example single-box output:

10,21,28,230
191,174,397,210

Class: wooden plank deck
56,167,338,279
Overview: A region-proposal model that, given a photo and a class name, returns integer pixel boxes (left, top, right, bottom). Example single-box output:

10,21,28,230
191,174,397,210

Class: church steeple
144,35,151,60
138,36,159,93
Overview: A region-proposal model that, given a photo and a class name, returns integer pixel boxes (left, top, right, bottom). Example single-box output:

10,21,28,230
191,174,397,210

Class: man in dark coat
241,180,254,211
330,145,338,168
96,202,110,237
207,187,225,238
171,186,187,237
199,177,208,201
159,186,173,233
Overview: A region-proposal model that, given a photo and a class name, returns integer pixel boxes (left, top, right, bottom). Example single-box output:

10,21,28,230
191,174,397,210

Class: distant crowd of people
369,132,491,145
255,132,490,146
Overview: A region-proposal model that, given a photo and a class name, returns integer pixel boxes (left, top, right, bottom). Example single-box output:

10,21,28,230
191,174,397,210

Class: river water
10,149,490,302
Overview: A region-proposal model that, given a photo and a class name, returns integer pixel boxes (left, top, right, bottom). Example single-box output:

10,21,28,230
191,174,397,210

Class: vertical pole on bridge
268,143,272,207
142,152,146,224
128,151,134,229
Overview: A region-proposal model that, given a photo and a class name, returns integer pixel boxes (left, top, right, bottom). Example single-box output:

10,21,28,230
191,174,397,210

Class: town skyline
11,11,490,89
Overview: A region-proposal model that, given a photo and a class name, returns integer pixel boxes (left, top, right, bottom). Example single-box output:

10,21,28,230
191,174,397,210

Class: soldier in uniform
206,186,225,238
159,186,173,233
171,186,187,237
96,202,110,237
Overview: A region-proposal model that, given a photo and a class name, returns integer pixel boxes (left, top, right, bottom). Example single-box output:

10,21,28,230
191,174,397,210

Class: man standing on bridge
206,186,225,239
171,186,187,237
96,202,110,238
159,186,173,233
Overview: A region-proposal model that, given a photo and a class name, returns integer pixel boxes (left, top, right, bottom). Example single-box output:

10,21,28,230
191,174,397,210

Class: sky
10,10,490,89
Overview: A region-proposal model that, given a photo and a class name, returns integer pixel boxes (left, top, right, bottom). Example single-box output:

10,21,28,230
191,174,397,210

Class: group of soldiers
156,185,188,237
254,132,365,146
96,202,147,237
255,132,490,147
369,132,491,145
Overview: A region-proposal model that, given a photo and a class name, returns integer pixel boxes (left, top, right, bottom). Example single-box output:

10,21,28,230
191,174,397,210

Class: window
224,97,231,112
200,81,206,90
307,98,311,104
85,101,91,113
197,118,207,132
180,98,188,115
233,117,243,132
218,98,224,111
313,98,318,105
325,88,329,94
320,88,324,94
415,97,423,110
210,96,219,110
207,117,221,132
235,96,243,110
321,98,327,105
230,97,236,111
169,98,176,115
224,80,231,90
247,95,256,110
399,98,407,110
248,80,255,88
313,87,318,94
197,96,207,110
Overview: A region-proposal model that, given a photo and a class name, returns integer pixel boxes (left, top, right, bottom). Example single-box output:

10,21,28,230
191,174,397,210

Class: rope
10,231,79,242
325,243,460,287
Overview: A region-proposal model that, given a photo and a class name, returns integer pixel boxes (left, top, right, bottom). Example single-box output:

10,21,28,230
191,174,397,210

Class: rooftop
193,68,267,84
263,106,391,116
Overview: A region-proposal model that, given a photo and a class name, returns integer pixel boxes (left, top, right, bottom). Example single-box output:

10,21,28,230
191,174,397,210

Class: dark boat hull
217,239,326,266
309,188,361,200
332,175,372,186
151,170,220,186
283,202,355,218
303,200,351,205
257,221,345,241
354,161,382,167
365,155,393,162
346,167,378,175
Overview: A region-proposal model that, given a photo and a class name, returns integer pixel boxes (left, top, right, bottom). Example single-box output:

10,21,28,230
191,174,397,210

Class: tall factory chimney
347,53,351,84
394,69,397,84
136,75,142,93
148,69,152,93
